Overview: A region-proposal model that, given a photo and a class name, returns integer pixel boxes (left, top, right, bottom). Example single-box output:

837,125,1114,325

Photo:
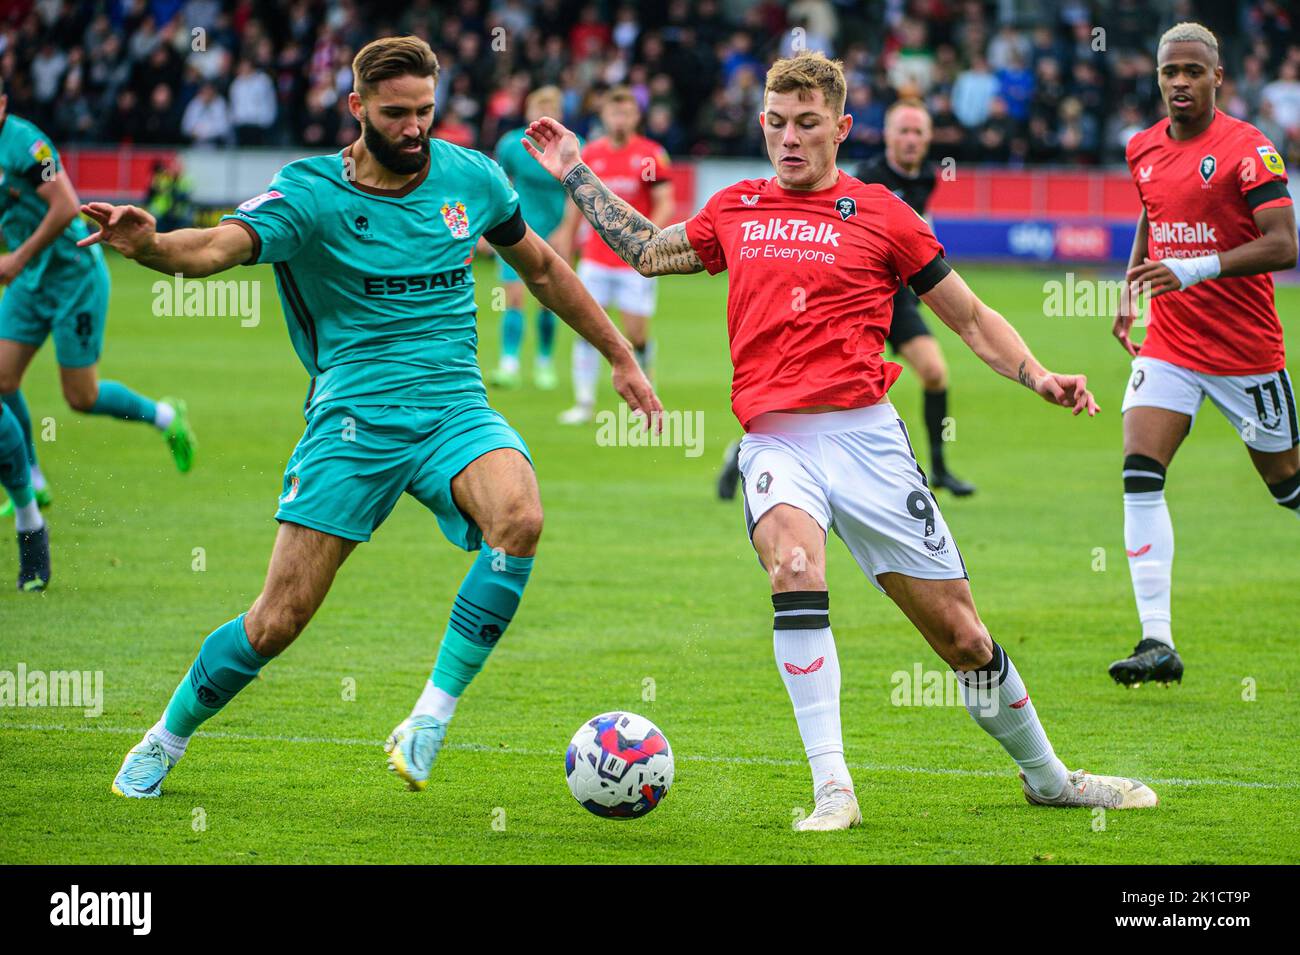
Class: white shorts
576,259,657,316
1121,356,1298,452
738,403,968,594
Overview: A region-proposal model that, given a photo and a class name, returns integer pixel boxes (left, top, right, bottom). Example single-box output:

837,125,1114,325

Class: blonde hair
352,35,440,98
885,98,930,125
526,85,563,115
764,52,847,116
1158,22,1219,63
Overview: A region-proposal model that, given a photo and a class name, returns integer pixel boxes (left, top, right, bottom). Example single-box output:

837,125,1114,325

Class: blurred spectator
996,50,1033,123
300,81,339,148
1255,98,1287,150
228,59,276,145
30,40,66,110
888,18,936,94
180,81,231,146
108,88,146,144
927,90,966,160
645,102,685,155
140,83,182,145
952,53,998,127
975,95,1015,163
843,83,885,159
53,69,96,142
987,23,1031,72
1261,61,1300,135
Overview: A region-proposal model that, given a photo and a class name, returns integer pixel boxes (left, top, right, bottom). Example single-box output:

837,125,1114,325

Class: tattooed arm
522,116,704,277
921,267,1100,417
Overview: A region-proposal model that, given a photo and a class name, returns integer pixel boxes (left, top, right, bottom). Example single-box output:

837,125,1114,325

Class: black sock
924,389,947,473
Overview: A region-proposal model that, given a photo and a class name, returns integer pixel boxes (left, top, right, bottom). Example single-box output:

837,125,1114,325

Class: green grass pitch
1,254,1296,864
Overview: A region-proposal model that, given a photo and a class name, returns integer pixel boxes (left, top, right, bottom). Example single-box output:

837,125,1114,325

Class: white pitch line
2,720,1292,790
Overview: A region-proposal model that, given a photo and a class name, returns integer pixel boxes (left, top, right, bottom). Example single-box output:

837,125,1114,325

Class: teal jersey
221,140,522,413
495,125,573,238
0,114,99,290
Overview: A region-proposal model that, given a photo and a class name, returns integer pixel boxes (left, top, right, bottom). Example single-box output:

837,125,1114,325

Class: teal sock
89,380,157,424
0,405,33,506
536,309,556,360
431,545,534,697
162,614,271,737
1,391,37,466
501,308,524,360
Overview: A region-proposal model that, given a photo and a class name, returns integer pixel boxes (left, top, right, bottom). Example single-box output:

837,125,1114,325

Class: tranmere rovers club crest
441,200,470,239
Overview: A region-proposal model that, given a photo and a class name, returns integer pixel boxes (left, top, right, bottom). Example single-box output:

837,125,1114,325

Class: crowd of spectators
0,0,1297,167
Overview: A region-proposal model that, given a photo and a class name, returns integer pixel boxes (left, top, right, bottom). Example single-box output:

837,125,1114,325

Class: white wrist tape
1160,253,1220,290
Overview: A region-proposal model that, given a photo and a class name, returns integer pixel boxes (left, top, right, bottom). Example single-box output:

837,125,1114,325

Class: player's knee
487,500,544,555
918,357,947,391
63,383,98,413
245,601,311,656
768,545,825,591
0,372,21,395
943,620,993,671
1123,454,1166,494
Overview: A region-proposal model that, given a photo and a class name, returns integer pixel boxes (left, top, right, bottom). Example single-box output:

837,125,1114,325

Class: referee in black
853,98,975,496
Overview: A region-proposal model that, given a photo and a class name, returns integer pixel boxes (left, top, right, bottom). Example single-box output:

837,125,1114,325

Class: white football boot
1021,769,1158,809
794,781,862,831
557,404,594,425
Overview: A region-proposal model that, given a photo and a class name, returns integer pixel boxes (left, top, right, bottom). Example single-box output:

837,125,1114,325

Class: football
565,712,674,818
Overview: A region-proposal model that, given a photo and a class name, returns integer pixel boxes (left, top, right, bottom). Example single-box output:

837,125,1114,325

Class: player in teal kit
0,86,196,522
487,85,576,390
1,400,49,590
85,37,660,798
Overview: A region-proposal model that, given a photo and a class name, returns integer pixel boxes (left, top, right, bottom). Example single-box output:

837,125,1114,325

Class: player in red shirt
554,87,675,424
526,52,1158,827
1112,23,1299,688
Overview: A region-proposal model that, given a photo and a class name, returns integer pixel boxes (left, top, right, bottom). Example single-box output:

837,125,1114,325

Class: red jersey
1127,110,1292,375
580,134,671,268
685,173,947,428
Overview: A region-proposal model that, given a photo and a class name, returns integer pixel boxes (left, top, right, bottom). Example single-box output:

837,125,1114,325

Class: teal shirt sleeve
14,127,61,188
482,157,521,236
221,164,317,264
494,131,517,179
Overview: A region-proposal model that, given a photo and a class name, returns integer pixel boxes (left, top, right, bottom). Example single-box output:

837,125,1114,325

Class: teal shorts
0,253,111,368
275,400,532,547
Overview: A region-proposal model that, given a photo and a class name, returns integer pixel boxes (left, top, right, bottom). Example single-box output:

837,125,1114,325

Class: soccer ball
565,712,674,818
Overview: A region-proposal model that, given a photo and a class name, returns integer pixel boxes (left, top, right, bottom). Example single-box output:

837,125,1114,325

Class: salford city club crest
1199,155,1216,183
441,200,470,239
835,196,857,220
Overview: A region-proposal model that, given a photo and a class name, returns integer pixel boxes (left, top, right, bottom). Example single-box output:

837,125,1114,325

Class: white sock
411,679,457,721
498,355,520,374
153,401,176,431
772,592,852,794
957,642,1068,799
571,339,599,407
1124,490,1174,647
148,718,189,762
29,464,46,492
14,499,43,532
